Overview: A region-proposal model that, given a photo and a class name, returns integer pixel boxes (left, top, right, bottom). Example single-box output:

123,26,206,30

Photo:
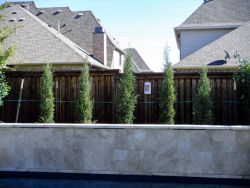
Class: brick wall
93,31,107,66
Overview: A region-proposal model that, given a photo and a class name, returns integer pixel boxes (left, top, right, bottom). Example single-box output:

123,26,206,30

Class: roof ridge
73,10,92,13
124,48,141,72
15,4,107,69
133,49,151,71
10,1,72,12
37,7,71,11
131,58,142,73
125,48,151,71
125,48,136,50
7,1,37,8
8,1,36,5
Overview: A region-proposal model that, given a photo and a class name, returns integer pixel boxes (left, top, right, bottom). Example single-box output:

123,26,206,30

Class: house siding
112,50,124,71
180,29,234,60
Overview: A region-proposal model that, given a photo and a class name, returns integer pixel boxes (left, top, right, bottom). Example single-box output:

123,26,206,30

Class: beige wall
0,124,249,179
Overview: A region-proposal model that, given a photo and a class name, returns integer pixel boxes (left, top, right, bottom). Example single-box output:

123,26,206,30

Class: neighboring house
3,1,125,71
1,4,107,71
125,48,151,73
174,0,250,71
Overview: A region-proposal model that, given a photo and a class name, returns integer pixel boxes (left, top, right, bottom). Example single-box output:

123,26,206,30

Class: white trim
131,58,142,73
0,123,250,130
8,62,108,69
175,24,241,31
173,65,239,70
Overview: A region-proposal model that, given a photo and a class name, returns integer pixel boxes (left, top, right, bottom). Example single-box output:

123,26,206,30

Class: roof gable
11,1,124,64
174,22,250,69
125,48,151,73
0,5,107,68
175,0,250,53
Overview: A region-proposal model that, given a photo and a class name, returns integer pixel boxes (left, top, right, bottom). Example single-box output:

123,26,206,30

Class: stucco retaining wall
0,124,250,179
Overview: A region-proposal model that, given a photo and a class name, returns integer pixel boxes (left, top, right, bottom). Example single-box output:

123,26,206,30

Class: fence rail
0,70,243,124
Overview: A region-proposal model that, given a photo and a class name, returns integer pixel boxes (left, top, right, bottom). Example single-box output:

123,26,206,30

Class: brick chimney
93,27,107,66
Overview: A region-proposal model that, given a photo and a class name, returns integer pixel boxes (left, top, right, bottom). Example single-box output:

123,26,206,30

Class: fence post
15,78,24,123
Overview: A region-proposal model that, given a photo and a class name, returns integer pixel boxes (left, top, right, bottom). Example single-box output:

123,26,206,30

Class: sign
144,82,151,95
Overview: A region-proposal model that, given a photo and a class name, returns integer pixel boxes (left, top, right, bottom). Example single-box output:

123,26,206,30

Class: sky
4,0,202,72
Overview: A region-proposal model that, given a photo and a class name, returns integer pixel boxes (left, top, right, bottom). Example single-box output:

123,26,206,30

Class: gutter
173,65,239,70
175,24,241,31
8,62,110,70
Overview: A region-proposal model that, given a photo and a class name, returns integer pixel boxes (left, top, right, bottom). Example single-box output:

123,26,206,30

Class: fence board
0,71,242,124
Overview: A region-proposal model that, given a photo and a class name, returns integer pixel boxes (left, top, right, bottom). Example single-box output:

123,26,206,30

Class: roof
174,0,250,49
176,0,250,29
11,1,124,67
0,4,107,69
174,21,250,69
125,48,151,73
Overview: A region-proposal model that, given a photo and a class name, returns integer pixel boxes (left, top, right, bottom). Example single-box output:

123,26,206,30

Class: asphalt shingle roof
0,5,107,69
177,0,250,29
12,1,124,68
174,22,250,69
125,48,151,73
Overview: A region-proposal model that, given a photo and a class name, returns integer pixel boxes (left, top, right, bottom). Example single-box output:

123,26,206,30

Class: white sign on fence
144,82,151,95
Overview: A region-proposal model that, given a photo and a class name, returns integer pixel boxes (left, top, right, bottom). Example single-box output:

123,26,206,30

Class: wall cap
0,123,250,130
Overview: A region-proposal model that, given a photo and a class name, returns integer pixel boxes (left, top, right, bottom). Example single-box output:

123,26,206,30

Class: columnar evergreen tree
0,4,15,106
159,46,176,124
115,53,138,124
39,64,55,123
76,63,93,123
193,67,213,125
234,53,250,123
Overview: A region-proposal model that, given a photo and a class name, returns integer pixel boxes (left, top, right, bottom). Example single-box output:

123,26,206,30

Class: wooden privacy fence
0,70,242,124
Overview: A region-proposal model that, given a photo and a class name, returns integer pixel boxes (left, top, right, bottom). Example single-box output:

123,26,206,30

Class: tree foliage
159,46,176,124
76,63,93,123
0,4,15,107
39,64,55,123
115,53,138,124
0,71,9,106
193,67,213,125
234,53,250,120
0,3,10,11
